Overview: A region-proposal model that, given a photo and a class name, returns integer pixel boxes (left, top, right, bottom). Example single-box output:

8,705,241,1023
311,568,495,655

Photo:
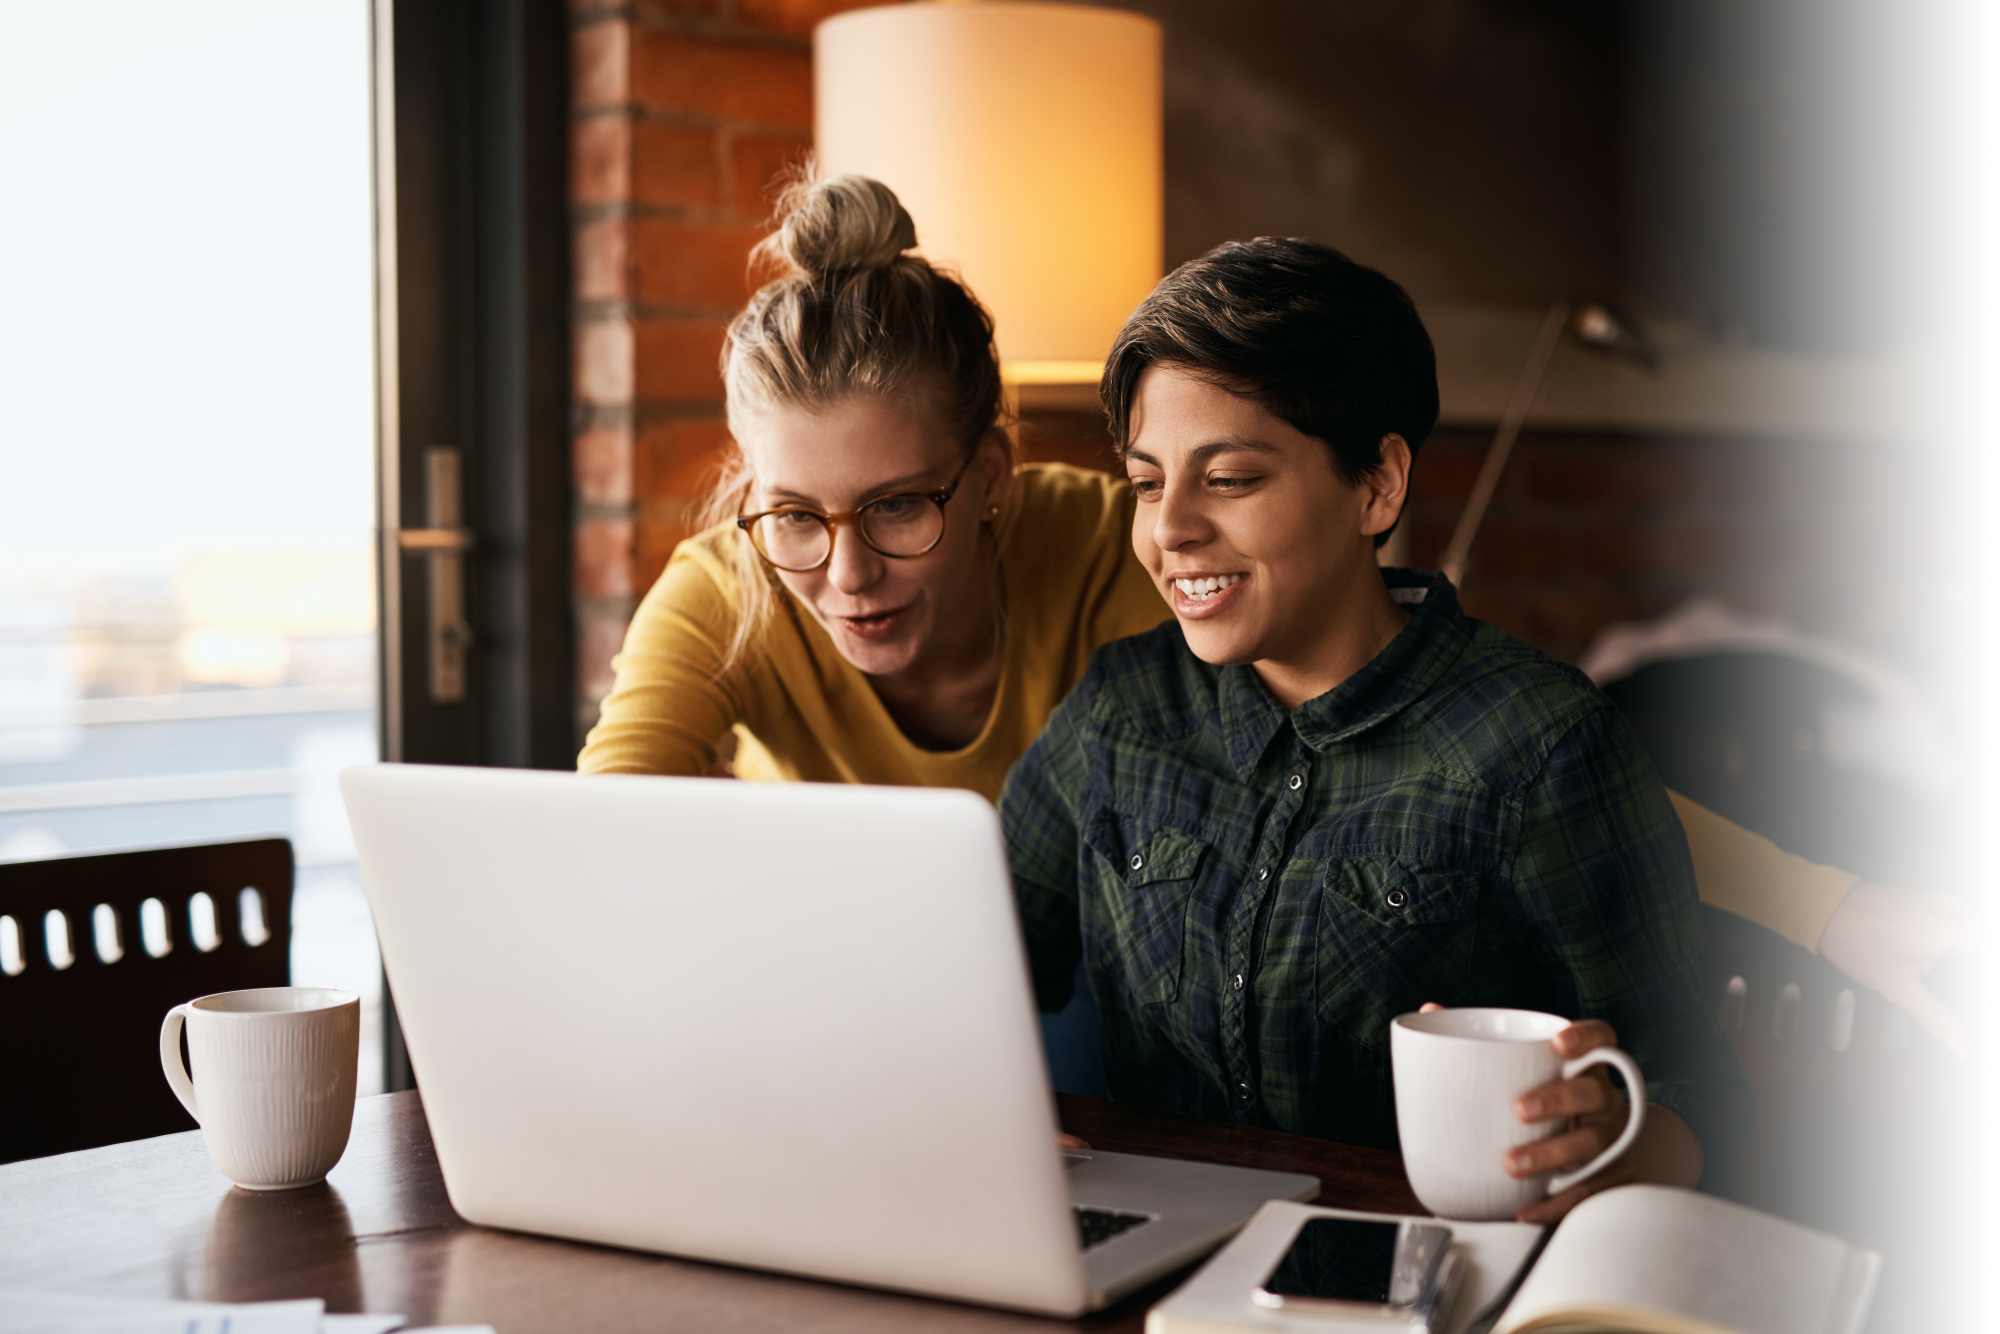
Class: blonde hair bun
765,173,918,278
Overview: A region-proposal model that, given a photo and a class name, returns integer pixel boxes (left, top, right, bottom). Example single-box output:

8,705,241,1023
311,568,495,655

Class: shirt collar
1215,568,1472,779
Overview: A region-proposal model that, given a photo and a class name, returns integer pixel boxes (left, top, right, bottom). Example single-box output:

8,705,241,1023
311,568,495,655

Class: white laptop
339,764,1317,1317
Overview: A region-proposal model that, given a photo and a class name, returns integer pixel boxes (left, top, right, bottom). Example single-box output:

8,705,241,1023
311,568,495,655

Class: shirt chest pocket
1315,856,1482,1043
1084,818,1210,1006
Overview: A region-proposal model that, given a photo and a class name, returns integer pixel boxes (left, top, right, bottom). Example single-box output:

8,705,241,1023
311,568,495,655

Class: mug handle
159,1004,201,1124
1545,1046,1645,1196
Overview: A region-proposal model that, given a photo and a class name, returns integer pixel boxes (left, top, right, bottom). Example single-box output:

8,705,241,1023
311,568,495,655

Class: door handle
396,446,472,702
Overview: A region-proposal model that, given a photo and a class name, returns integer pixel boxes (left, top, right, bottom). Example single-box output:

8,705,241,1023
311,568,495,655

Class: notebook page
1494,1186,1875,1334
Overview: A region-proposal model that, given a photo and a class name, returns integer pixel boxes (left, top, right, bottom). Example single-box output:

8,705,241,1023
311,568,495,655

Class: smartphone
1252,1217,1460,1328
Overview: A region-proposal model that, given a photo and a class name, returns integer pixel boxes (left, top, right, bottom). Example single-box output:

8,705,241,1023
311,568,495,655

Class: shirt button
1257,866,1270,882
1385,888,1409,909
1129,853,1144,872
1232,972,1245,991
1236,1083,1253,1103
1288,774,1303,791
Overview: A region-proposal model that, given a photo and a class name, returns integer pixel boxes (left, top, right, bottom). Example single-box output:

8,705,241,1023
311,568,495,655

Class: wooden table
0,1091,1424,1332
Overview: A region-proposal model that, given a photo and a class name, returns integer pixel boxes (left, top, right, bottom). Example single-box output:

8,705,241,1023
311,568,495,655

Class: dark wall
1097,0,1897,351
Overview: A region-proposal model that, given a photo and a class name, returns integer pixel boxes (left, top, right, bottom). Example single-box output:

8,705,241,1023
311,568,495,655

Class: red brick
1808,456,1864,504
1411,431,1483,507
574,425,634,505
631,32,812,127
575,516,636,599
574,219,630,303
632,0,724,17
730,131,810,218
1521,441,1621,508
1573,520,1655,577
578,610,630,705
571,116,631,205
634,510,697,596
637,417,738,506
735,0,881,38
633,120,725,210
630,220,761,309
1455,584,1522,638
634,319,729,402
573,20,630,110
576,319,636,405
1672,520,1752,576
1402,516,1456,570
1465,518,1573,580
1520,588,1616,664
1608,448,1704,512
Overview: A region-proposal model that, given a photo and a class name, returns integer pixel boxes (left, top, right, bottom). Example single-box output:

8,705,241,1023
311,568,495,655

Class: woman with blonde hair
579,173,1971,1058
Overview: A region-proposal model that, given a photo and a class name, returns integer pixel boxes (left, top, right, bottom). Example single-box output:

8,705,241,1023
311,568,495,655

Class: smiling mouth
836,605,910,640
1172,573,1245,602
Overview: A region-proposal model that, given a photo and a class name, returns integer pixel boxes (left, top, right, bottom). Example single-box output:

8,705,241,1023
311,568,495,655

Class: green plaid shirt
1002,568,1749,1174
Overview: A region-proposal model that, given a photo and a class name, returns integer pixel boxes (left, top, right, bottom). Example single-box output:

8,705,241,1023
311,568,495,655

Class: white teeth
1173,573,1243,600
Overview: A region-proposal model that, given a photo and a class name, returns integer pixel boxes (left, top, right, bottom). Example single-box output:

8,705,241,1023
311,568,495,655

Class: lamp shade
815,2,1163,383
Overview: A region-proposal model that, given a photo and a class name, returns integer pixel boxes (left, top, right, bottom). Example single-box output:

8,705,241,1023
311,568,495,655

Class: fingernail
1507,1151,1530,1174
1518,1097,1542,1119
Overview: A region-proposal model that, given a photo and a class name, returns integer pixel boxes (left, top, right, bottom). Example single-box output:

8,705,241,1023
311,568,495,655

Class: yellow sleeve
1670,789,1858,952
577,537,748,776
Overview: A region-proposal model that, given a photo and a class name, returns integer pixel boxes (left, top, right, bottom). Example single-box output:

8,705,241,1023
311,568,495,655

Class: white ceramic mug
160,987,361,1191
1390,1007,1646,1220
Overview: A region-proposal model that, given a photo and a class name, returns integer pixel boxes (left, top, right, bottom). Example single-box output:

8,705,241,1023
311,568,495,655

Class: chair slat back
1712,908,1992,1256
0,839,293,1162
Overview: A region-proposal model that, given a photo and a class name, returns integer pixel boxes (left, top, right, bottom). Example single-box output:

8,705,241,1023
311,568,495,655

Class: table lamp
815,1,1163,387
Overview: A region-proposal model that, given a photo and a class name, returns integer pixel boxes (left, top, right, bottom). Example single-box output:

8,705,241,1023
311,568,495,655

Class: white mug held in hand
160,987,361,1191
1390,1007,1645,1220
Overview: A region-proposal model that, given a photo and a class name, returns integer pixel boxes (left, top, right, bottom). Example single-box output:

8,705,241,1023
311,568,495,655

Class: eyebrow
1124,439,1281,467
762,468,940,507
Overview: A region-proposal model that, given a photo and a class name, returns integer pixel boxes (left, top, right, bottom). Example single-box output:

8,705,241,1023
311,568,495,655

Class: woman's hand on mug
1414,1004,1703,1224
1512,1019,1707,1223
1505,1019,1632,1222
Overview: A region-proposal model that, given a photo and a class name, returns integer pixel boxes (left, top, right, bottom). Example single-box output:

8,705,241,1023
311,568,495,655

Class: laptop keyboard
1074,1207,1155,1250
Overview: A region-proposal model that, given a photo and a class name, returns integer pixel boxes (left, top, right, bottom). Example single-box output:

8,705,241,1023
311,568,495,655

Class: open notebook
1489,1186,1878,1334
1149,1186,1878,1334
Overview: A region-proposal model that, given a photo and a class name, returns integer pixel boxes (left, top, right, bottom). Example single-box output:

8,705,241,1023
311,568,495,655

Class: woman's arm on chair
1671,789,1979,1055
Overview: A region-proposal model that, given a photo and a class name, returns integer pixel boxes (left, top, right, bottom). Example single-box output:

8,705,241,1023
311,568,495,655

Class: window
0,2,382,1092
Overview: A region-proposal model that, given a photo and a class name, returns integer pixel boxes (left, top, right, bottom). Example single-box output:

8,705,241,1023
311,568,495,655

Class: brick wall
565,1,1892,736
1404,428,1888,666
1016,414,1888,670
568,0,878,734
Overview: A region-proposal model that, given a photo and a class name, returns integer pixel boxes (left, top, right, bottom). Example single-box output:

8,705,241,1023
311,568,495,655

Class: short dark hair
1101,237,1439,497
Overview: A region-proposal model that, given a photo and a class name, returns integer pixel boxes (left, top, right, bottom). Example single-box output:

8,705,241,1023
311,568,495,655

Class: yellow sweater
580,463,1854,952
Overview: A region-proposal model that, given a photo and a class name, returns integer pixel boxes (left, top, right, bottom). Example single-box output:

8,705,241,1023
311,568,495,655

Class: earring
986,504,1001,520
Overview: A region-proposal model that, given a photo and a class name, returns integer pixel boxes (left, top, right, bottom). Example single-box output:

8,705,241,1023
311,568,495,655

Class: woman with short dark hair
579,174,1967,1058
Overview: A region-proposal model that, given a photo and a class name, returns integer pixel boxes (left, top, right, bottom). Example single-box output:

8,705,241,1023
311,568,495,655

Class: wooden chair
1704,908,2000,1256
0,839,293,1163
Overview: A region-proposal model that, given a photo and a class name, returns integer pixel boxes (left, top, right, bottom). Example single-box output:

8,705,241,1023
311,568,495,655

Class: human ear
1358,434,1412,538
976,427,1014,514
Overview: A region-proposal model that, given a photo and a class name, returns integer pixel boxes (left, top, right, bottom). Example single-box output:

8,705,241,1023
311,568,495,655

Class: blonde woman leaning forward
578,174,1973,1055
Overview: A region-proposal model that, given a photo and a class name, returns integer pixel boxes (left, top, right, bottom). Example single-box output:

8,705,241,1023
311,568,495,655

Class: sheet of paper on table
1146,1200,1545,1334
0,1290,494,1334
